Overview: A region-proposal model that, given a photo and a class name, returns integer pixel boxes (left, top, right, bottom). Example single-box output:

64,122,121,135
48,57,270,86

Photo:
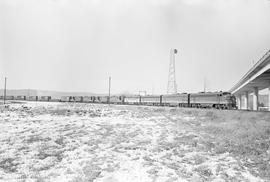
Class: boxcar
67,96,83,102
72,96,83,102
95,96,108,103
40,96,51,102
82,96,95,103
60,96,70,102
109,96,124,104
68,96,76,102
5,96,15,100
16,96,26,100
27,96,38,101
50,96,60,102
162,94,189,107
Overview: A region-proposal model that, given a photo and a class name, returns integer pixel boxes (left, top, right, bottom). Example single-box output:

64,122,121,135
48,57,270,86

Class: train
1,91,236,109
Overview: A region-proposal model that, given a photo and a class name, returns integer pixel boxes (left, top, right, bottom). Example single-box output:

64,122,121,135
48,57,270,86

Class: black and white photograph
1,0,270,181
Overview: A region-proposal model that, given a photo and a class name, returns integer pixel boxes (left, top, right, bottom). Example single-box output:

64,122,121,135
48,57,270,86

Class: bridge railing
252,49,270,70
230,49,270,93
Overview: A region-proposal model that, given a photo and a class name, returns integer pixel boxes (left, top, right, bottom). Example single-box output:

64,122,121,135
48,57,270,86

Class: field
0,102,270,182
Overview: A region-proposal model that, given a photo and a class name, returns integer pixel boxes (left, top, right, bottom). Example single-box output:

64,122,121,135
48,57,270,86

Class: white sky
1,0,270,94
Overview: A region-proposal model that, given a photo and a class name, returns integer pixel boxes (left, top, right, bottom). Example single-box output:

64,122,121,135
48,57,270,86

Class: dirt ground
0,102,269,182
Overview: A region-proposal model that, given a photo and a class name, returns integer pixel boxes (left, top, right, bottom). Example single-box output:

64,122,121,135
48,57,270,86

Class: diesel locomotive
124,92,236,109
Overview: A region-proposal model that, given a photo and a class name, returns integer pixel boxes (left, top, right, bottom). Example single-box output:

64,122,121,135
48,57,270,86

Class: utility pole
4,77,7,105
108,76,111,105
204,77,206,93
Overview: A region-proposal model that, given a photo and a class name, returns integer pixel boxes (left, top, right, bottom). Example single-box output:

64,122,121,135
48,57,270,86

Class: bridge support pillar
253,87,259,111
268,81,270,111
244,91,249,110
236,95,241,110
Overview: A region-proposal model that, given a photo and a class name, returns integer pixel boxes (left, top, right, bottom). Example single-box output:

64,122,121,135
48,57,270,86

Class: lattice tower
167,48,178,94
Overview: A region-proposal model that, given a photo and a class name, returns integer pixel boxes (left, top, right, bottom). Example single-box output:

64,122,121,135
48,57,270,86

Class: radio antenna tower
167,48,178,94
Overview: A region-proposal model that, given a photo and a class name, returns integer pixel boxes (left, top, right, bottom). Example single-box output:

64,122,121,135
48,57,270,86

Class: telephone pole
108,77,111,105
204,77,206,93
4,77,7,105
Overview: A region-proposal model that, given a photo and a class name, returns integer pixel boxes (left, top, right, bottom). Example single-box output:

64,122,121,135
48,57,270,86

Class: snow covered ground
0,102,266,182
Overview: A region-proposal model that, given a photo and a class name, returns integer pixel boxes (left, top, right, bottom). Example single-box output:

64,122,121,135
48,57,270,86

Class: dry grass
1,103,269,181
177,108,270,179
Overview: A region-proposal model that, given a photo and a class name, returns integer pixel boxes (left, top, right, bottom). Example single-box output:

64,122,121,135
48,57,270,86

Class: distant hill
0,89,101,98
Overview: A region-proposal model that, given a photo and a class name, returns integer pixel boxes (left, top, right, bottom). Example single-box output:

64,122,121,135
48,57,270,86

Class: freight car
68,96,76,102
109,96,124,104
82,96,95,103
27,96,38,101
95,96,109,103
40,96,51,102
16,96,26,100
60,96,70,102
49,96,60,102
5,96,15,100
74,96,83,102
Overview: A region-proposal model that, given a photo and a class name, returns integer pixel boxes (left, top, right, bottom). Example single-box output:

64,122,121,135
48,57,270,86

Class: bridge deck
230,50,270,111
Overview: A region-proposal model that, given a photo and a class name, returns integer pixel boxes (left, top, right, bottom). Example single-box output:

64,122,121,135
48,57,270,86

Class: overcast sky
1,0,270,94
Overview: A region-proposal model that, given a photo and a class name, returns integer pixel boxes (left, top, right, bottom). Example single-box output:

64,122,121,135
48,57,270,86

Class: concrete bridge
230,49,270,111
